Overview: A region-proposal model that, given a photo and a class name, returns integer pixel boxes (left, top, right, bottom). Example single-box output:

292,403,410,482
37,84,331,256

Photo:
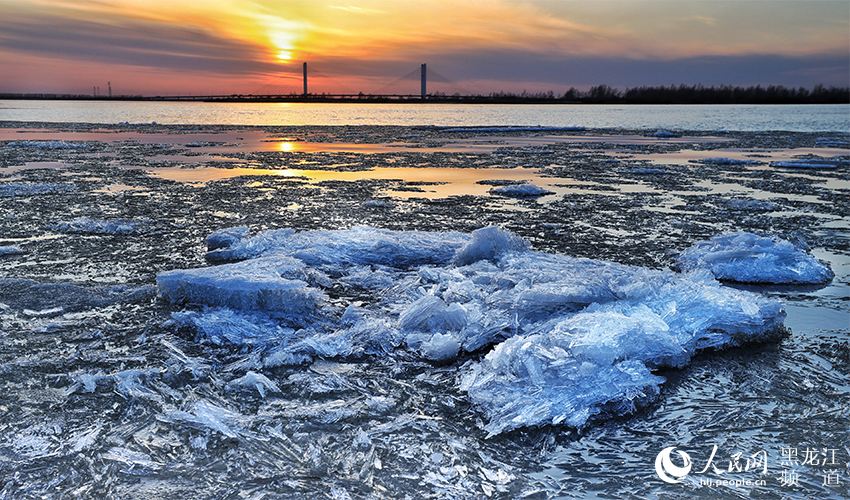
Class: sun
259,15,305,65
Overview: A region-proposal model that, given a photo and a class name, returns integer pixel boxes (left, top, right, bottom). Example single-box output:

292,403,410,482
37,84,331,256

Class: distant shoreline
2,83,848,106
2,96,849,105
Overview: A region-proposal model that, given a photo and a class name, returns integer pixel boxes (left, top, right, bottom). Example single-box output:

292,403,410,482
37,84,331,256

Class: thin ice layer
677,232,834,284
158,225,786,433
53,217,145,235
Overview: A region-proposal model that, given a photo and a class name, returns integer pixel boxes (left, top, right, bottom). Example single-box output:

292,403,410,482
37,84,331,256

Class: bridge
141,62,478,102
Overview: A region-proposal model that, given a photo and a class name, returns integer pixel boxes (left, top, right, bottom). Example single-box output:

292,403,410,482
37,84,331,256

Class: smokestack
420,63,427,100
108,81,112,98
303,62,308,97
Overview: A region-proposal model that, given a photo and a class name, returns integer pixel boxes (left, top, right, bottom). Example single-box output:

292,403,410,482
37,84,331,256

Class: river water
1,101,848,131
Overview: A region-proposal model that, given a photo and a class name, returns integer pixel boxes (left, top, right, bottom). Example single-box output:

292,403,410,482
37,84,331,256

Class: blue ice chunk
489,183,554,198
206,226,250,251
453,226,527,265
226,371,280,397
157,256,329,324
677,232,834,284
0,245,23,256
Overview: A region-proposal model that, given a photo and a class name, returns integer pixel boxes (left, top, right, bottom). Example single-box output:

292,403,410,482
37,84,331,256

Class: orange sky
1,0,848,95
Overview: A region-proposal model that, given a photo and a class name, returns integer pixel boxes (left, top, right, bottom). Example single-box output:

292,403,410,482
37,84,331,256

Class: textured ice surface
677,232,834,284
159,225,786,434
725,198,777,211
697,157,761,166
0,182,76,197
770,160,838,169
226,371,281,397
3,140,85,149
0,245,23,256
203,225,469,265
53,217,145,235
489,183,554,198
439,126,585,133
653,129,680,138
0,278,155,316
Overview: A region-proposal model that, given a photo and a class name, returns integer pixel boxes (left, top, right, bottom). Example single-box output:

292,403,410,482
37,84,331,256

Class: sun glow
259,15,305,64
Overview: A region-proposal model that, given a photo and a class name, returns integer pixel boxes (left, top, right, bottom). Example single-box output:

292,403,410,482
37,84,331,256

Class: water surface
1,101,847,131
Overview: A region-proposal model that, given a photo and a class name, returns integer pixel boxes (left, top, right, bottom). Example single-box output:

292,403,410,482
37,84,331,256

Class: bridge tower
420,63,427,99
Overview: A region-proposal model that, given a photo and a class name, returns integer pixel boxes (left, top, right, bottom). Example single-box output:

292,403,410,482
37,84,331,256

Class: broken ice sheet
157,225,786,434
677,231,834,284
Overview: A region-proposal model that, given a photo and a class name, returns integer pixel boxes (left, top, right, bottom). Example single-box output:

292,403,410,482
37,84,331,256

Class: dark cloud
0,12,281,74
310,50,850,90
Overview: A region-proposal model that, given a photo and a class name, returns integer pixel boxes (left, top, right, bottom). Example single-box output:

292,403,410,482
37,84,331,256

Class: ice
159,400,245,438
53,217,145,235
419,333,461,361
0,245,23,256
203,225,469,265
652,129,680,138
814,137,850,148
697,157,761,166
170,308,293,347
206,226,250,251
770,160,838,169
157,256,329,324
3,140,86,149
724,198,777,211
461,273,784,435
226,371,281,397
677,232,834,284
439,126,585,133
627,167,668,175
0,278,155,316
453,225,527,265
159,225,787,433
102,447,162,471
0,182,76,197
363,199,394,209
489,183,554,198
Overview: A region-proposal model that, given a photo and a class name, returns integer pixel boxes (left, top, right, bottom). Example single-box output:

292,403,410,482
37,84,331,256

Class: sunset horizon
2,0,849,96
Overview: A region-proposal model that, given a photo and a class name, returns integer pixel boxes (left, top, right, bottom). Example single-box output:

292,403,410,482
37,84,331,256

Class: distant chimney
420,63,427,100
303,62,308,96
108,81,112,98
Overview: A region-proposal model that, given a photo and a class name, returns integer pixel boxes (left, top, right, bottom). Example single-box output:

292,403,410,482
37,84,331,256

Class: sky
1,0,848,95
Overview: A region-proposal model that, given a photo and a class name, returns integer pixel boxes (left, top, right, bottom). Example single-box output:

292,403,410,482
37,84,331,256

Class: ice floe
439,126,585,133
158,225,787,434
696,157,761,166
0,245,23,256
677,232,834,284
770,160,839,169
53,217,146,235
489,183,554,198
3,140,87,149
724,198,777,211
652,129,681,138
0,182,76,197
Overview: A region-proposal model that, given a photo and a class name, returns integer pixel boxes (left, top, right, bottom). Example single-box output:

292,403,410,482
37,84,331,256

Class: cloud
0,10,281,75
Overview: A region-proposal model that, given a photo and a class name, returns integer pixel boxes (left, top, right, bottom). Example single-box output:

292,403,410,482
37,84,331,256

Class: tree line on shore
2,84,848,104
480,84,850,104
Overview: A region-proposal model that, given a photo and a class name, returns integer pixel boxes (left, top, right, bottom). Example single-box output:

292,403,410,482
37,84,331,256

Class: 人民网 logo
655,446,693,484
